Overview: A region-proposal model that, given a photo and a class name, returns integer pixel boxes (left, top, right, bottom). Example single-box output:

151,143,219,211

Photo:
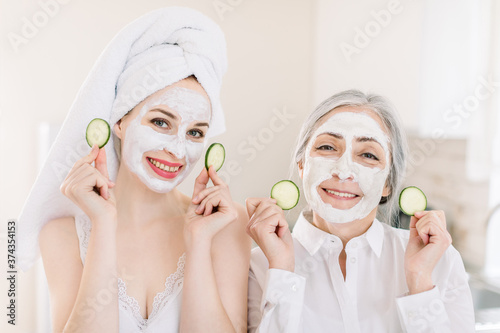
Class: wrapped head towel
16,6,227,271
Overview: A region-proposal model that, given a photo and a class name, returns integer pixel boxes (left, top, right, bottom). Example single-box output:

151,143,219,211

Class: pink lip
146,157,183,179
322,187,360,200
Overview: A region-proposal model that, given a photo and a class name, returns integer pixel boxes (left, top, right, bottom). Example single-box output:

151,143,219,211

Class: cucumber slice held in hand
86,118,111,148
270,180,300,210
399,186,427,216
205,143,225,171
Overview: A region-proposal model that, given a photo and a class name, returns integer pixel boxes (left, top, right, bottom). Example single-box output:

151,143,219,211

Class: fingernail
193,195,199,202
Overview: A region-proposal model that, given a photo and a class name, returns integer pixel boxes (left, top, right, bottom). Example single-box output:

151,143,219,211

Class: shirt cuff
261,268,306,309
396,286,450,332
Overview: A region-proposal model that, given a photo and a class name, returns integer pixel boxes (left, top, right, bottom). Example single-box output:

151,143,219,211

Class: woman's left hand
185,165,238,249
404,210,452,294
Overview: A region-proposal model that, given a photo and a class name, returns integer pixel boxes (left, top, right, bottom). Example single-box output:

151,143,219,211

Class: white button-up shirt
248,211,475,333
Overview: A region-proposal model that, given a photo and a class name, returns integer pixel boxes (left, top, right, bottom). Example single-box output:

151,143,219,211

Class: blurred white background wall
0,0,498,332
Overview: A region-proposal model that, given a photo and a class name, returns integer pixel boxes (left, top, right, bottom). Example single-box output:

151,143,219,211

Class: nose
335,154,355,181
163,136,186,160
164,148,183,160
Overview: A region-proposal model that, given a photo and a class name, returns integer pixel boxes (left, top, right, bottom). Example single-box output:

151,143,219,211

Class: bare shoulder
39,216,81,267
39,216,78,247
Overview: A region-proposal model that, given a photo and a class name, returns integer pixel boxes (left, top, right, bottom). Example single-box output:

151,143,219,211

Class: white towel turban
16,6,227,271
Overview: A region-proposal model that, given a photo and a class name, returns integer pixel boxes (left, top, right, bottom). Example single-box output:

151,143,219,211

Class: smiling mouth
323,188,359,199
146,157,183,178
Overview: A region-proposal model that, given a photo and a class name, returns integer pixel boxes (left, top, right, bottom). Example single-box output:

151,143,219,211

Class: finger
62,163,95,195
74,144,100,170
419,210,446,229
198,192,226,216
246,197,277,218
409,216,419,240
246,197,263,218
208,165,226,186
68,162,114,191
253,214,283,237
192,168,209,200
415,217,443,246
195,190,219,214
93,169,112,200
251,198,279,220
192,186,219,204
415,212,446,234
69,167,111,200
275,214,290,238
252,205,282,224
414,210,430,219
95,147,110,180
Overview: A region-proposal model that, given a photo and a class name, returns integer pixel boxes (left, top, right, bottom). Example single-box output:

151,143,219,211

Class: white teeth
148,158,180,172
325,189,357,198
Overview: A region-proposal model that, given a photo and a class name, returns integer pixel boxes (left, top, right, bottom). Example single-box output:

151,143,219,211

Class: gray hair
293,89,408,226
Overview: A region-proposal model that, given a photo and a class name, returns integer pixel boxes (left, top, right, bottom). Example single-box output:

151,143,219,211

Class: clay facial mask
303,112,390,223
121,87,210,193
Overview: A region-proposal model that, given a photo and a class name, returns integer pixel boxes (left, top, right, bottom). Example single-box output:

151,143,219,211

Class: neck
312,209,377,248
112,163,188,225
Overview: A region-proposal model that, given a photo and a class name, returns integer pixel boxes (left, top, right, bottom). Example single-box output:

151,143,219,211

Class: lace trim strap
73,214,91,265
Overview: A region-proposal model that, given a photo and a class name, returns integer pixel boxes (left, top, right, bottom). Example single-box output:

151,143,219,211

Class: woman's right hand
60,144,116,222
246,198,294,272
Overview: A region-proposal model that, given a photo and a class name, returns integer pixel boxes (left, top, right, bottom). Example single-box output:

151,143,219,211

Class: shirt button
350,257,357,264
291,284,297,292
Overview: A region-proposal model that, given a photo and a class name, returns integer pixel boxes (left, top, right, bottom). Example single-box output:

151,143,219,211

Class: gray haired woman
246,90,474,332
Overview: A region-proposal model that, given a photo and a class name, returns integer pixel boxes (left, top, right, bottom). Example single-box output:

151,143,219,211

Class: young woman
246,90,475,332
17,7,250,333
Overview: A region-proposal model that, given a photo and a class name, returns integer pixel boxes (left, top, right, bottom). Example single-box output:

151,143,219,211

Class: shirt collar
364,217,384,258
292,210,385,258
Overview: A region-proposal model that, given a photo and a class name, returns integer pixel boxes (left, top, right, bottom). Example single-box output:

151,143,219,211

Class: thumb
95,147,110,179
192,167,209,200
246,197,263,218
409,216,419,240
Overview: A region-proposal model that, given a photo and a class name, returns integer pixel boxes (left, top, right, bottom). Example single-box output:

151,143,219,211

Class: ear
113,119,123,140
382,181,391,197
298,161,304,179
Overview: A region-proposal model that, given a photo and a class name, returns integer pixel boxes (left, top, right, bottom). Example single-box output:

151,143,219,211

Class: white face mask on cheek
302,112,390,223
121,87,210,193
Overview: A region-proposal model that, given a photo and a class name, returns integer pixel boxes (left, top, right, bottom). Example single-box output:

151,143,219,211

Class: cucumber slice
270,180,300,210
399,186,427,216
86,118,110,148
205,143,225,171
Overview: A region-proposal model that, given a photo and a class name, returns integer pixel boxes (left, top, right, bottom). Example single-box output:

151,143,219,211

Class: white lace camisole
74,213,185,332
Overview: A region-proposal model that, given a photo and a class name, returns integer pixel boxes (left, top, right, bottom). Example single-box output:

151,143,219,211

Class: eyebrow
150,108,179,121
320,133,382,146
193,122,209,128
356,136,381,144
320,132,343,139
